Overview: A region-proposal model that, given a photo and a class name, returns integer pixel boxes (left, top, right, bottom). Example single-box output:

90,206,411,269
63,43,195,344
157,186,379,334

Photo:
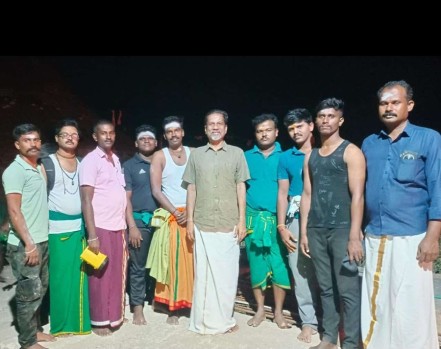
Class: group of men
1,80,440,349
242,80,440,349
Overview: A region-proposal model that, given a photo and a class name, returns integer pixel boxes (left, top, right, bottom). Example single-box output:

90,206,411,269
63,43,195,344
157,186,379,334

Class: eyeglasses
58,133,79,140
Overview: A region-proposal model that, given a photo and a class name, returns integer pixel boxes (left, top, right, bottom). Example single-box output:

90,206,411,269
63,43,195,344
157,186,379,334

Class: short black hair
377,80,413,101
93,119,114,134
162,116,184,130
204,109,229,125
315,98,344,115
12,123,40,141
283,108,312,127
251,113,278,130
135,124,157,140
54,118,80,137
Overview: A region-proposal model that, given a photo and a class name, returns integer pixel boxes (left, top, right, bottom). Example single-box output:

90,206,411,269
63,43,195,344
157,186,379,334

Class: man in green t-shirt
2,123,55,349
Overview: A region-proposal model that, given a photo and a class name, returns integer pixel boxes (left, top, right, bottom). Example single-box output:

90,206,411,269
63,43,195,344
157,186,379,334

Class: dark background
43,56,441,148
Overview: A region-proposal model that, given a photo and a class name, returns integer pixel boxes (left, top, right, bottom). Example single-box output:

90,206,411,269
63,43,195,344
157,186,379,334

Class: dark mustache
382,112,397,117
27,148,39,152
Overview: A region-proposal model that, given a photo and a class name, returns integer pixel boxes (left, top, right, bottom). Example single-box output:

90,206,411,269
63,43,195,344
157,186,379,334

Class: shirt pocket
396,158,424,183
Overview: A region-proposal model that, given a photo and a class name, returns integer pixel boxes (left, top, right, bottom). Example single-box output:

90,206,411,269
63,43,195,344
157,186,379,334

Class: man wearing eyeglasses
40,119,91,337
122,124,158,325
2,123,56,349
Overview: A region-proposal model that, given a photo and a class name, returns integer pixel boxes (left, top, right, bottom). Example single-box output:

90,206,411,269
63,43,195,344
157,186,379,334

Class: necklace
54,154,79,195
169,148,184,158
56,151,76,159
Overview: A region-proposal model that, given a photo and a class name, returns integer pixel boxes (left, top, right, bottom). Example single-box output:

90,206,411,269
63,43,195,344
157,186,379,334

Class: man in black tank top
299,98,366,349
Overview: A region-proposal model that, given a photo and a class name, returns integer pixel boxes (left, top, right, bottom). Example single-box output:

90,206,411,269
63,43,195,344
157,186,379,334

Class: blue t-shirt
362,122,441,236
245,142,282,214
277,146,305,197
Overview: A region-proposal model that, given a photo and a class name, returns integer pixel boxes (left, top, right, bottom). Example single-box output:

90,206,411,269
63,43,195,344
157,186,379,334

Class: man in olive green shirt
184,109,250,335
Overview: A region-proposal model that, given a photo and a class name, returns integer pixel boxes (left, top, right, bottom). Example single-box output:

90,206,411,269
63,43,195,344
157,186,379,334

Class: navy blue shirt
362,122,441,236
122,153,157,213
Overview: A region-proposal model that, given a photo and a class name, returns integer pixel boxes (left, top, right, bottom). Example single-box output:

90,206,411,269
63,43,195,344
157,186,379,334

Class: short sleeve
79,153,98,187
2,164,25,195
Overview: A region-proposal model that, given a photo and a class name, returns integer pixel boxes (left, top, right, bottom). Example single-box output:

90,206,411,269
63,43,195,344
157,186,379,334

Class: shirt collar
204,141,229,152
134,153,150,163
290,146,305,155
378,121,414,139
250,142,282,154
95,146,117,160
15,155,40,172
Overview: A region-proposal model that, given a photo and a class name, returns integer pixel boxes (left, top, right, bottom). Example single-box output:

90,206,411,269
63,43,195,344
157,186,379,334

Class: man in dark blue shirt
361,80,441,349
123,124,158,325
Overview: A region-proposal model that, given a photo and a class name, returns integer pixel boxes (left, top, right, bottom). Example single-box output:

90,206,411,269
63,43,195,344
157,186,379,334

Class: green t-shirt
2,155,48,246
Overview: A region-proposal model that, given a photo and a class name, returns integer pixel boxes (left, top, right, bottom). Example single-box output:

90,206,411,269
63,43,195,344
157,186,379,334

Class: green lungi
49,211,91,335
245,206,291,290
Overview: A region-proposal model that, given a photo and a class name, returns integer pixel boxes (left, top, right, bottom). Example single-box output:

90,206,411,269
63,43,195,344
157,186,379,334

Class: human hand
278,226,297,253
186,221,195,241
235,221,247,243
24,244,39,266
347,238,364,263
129,226,143,249
300,235,311,258
417,235,439,269
175,208,187,226
88,237,100,254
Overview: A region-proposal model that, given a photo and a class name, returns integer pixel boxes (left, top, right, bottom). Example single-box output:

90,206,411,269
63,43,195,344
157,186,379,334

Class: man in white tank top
149,116,194,325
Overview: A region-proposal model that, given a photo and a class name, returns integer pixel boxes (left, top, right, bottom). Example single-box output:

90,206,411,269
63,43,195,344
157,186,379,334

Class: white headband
137,131,156,140
164,122,181,130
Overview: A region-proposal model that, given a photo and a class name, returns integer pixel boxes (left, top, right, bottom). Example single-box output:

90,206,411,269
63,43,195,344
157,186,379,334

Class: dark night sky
47,56,441,148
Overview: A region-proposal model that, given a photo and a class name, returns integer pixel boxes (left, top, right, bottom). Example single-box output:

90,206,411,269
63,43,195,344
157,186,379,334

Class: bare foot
27,343,48,349
36,331,56,342
247,309,266,327
92,327,112,336
224,324,239,334
166,315,179,325
132,305,147,325
309,340,338,349
273,313,292,329
297,326,317,343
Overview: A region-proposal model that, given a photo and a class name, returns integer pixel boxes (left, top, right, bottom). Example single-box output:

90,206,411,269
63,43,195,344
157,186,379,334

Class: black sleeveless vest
307,140,351,228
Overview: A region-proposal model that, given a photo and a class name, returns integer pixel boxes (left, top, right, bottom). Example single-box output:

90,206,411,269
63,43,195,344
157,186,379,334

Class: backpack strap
40,156,55,192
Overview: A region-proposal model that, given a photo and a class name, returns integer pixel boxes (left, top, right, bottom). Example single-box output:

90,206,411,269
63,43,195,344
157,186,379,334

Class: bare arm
299,153,312,258
345,144,366,262
186,183,196,241
150,150,186,225
6,193,39,266
80,185,100,254
236,182,247,243
277,179,297,253
126,191,143,248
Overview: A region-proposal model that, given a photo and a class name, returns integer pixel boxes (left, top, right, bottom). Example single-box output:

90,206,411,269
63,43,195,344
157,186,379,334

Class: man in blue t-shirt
276,108,319,343
361,80,441,349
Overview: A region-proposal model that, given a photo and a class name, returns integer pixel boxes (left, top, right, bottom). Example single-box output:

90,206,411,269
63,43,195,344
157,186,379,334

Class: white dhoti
361,233,439,349
189,225,240,334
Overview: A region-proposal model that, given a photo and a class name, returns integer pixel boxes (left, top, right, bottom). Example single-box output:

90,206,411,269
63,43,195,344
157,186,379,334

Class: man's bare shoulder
344,143,365,166
151,149,166,163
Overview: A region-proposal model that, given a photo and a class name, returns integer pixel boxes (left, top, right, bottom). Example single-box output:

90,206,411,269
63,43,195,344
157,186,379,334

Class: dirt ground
0,264,322,349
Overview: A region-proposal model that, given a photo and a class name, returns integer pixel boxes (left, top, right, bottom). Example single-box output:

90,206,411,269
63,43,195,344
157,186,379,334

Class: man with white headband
148,116,194,325
123,124,158,325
